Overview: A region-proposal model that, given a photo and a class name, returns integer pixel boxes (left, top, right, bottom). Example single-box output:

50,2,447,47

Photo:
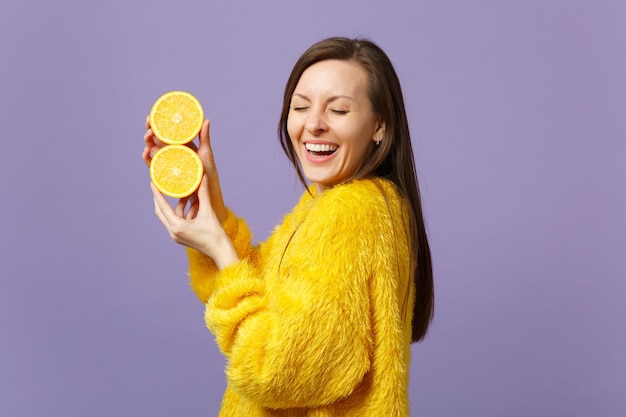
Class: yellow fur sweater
186,178,415,416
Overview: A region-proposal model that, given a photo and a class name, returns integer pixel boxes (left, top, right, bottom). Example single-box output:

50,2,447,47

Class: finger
197,175,210,202
186,199,199,220
145,127,168,150
153,197,167,226
175,197,189,218
143,130,159,165
197,120,214,165
185,194,199,219
142,146,152,166
187,142,199,152
199,119,211,147
196,175,215,219
145,115,150,129
145,128,165,148
151,183,177,227
144,128,152,143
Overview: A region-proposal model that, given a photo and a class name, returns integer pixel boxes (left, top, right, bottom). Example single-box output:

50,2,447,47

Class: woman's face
287,59,385,193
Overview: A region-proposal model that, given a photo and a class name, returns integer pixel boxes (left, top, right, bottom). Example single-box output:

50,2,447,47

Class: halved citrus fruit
149,91,204,145
150,145,204,198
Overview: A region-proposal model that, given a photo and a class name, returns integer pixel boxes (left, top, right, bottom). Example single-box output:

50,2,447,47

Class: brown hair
278,37,434,343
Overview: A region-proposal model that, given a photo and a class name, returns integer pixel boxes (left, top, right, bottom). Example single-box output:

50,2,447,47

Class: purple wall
1,1,624,416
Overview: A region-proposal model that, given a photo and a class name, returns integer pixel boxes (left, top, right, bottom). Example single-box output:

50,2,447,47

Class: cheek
345,126,375,151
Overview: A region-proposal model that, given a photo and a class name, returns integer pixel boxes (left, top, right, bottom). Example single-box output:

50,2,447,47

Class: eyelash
291,107,348,115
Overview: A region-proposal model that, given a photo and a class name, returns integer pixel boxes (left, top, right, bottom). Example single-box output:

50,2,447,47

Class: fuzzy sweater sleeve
204,181,405,409
186,208,256,303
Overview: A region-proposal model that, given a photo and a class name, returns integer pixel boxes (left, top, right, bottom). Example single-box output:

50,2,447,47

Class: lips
304,142,338,160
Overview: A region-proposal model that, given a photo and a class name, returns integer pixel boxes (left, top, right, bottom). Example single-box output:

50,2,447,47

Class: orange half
150,145,203,198
149,91,204,145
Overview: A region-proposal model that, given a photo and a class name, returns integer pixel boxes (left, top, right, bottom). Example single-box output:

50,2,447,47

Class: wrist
208,231,239,270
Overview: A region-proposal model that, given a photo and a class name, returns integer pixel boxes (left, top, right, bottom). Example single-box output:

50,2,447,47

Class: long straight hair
278,37,434,343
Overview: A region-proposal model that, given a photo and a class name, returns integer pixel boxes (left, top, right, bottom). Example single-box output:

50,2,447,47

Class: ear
373,116,386,144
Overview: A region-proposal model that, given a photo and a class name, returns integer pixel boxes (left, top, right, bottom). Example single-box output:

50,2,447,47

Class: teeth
305,143,338,152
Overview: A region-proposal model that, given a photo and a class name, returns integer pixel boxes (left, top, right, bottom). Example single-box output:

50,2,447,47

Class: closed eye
331,109,348,115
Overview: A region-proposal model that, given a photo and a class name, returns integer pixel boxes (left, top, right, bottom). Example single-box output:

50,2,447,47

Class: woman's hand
142,116,228,224
151,175,239,270
193,119,228,224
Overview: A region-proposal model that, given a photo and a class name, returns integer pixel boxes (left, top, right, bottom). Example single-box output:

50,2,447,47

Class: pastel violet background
0,0,624,416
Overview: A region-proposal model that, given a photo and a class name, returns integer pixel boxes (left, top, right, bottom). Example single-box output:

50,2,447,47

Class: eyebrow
292,93,356,103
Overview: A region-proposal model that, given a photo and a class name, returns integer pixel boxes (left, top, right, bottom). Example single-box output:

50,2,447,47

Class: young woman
143,37,434,417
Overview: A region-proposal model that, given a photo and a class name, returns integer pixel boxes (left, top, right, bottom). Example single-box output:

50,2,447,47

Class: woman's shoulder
323,177,402,202
315,178,405,219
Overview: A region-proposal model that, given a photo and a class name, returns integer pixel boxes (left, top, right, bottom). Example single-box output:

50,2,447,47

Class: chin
302,171,331,186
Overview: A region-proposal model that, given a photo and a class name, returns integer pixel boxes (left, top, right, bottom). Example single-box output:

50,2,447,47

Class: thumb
197,119,213,160
197,119,218,176
196,174,212,211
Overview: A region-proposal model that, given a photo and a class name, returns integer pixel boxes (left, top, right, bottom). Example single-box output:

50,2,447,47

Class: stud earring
375,131,385,145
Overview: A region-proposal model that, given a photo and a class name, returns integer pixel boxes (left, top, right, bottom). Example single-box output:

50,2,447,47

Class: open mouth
305,142,338,158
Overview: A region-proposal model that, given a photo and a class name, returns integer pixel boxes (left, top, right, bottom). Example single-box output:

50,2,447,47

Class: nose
304,110,328,135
